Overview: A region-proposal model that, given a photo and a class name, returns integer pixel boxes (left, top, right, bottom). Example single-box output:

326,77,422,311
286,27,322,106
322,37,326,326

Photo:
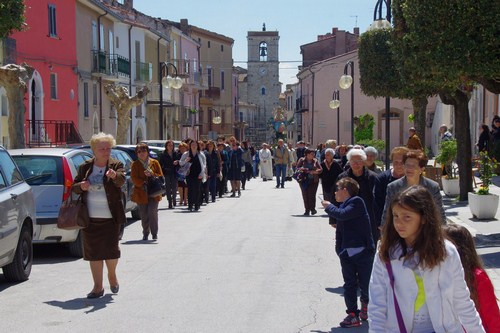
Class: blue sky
134,0,375,87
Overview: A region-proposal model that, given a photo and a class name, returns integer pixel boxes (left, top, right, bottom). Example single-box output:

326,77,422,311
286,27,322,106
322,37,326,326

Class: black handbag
146,176,166,197
57,194,90,230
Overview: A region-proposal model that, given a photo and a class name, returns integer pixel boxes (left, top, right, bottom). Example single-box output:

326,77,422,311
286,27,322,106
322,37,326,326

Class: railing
25,120,84,147
135,61,152,82
91,50,130,78
146,83,173,104
201,86,220,99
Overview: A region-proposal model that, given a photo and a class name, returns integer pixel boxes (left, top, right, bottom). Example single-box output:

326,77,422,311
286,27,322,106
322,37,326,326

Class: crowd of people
72,132,499,332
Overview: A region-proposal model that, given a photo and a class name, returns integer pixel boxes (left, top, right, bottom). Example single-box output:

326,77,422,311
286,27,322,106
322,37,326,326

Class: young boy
322,177,375,328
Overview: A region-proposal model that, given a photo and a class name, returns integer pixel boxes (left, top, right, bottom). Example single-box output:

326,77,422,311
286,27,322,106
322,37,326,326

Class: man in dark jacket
322,177,375,328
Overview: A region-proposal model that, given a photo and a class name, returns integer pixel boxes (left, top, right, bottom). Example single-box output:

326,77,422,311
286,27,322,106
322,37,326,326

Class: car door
0,150,31,264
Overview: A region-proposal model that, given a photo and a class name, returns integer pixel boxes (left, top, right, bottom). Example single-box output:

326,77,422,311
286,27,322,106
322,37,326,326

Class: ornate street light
211,108,222,125
371,0,392,169
158,62,183,140
329,90,341,143
339,60,354,144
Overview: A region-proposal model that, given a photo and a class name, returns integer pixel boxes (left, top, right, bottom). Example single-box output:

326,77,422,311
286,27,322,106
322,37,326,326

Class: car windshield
12,156,62,185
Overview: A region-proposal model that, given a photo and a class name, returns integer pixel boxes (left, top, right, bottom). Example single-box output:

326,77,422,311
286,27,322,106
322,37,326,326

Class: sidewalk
443,174,500,297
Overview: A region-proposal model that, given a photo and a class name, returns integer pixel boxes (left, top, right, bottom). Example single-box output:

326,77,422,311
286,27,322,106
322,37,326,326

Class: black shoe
142,235,148,241
152,234,157,240
237,190,241,197
111,285,119,294
168,200,173,209
195,206,200,211
304,211,310,216
230,192,236,197
87,289,104,299
281,184,284,188
263,179,267,182
311,209,317,215
275,185,280,188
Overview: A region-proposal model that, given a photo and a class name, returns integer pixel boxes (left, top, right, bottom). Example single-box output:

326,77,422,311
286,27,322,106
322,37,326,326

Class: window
221,45,224,52
48,4,57,37
50,73,57,99
116,36,119,49
261,87,266,95
99,24,104,50
208,41,211,48
207,67,212,87
0,150,23,186
92,83,97,106
83,82,89,118
1,95,8,116
92,21,98,50
220,71,225,90
259,42,268,61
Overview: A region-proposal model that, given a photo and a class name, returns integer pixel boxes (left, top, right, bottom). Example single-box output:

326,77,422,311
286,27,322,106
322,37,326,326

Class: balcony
135,61,152,82
91,50,130,80
146,83,175,105
25,120,84,147
201,86,220,99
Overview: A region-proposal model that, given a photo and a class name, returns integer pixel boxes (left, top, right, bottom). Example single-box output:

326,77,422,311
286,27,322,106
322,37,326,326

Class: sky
134,0,375,89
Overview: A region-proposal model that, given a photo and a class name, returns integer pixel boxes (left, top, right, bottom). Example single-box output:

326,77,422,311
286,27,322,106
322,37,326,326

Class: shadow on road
44,294,115,314
310,321,369,332
33,244,80,265
325,287,344,295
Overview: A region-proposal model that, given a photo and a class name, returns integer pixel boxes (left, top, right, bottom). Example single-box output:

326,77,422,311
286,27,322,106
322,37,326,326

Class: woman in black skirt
72,132,126,299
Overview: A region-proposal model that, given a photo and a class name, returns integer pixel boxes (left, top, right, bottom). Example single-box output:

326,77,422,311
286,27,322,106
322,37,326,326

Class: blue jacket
325,196,375,255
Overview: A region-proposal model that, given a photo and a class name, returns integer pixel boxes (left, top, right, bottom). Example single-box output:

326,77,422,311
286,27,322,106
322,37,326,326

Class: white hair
364,146,378,157
325,148,335,157
347,148,367,161
90,132,116,150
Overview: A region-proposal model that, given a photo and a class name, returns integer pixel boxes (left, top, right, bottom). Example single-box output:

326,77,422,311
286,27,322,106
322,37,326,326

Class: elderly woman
335,144,349,169
296,148,323,215
72,132,126,299
363,146,382,174
336,148,379,242
381,149,446,226
131,143,163,241
159,140,181,209
179,140,207,211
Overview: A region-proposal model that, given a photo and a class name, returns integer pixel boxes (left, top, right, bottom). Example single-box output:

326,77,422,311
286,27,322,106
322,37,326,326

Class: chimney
180,19,189,34
354,27,360,35
332,27,338,35
124,0,133,10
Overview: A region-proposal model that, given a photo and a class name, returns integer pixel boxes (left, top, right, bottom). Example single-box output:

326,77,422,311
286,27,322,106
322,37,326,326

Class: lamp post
371,0,391,169
329,90,341,143
158,62,183,140
339,61,354,144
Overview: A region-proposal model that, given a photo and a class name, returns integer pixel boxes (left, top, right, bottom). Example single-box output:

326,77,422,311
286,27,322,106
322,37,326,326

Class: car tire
68,231,84,258
2,225,33,282
131,207,141,220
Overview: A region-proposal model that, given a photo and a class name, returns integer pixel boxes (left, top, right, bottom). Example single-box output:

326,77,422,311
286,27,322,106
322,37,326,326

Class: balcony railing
25,120,84,147
91,50,130,78
146,83,174,105
201,86,220,99
135,61,152,82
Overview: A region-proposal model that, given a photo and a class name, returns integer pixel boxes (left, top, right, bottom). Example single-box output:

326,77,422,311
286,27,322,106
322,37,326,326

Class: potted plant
468,151,499,219
435,139,459,196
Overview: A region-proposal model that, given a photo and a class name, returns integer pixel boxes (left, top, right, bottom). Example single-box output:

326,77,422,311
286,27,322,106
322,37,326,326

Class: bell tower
246,23,280,144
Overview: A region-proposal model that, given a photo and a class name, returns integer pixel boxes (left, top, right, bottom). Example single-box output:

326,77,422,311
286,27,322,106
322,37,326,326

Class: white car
0,146,36,282
10,148,93,257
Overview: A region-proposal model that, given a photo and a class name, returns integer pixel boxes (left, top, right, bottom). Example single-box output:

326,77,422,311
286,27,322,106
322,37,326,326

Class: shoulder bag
146,175,166,197
57,194,90,230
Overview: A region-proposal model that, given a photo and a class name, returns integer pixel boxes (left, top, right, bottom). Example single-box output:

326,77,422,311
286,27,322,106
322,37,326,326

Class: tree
103,84,149,144
0,63,34,148
0,0,26,38
360,0,500,201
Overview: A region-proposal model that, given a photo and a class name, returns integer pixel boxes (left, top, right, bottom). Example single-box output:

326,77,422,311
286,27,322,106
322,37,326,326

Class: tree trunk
440,89,473,201
412,96,428,151
115,109,130,145
0,64,34,148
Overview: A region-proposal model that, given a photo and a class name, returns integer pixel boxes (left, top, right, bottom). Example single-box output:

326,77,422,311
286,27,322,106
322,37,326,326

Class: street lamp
212,108,222,125
329,90,340,143
339,61,354,144
371,0,392,170
158,62,183,140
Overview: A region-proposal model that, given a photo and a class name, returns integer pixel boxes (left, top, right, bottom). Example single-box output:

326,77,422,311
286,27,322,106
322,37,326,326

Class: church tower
247,23,280,144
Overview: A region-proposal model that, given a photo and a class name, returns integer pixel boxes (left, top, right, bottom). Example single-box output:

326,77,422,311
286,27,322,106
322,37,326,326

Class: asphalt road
1,178,367,333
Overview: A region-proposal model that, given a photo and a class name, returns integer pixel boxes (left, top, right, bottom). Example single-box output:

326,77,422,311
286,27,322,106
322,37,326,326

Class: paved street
1,178,362,333
2,176,500,333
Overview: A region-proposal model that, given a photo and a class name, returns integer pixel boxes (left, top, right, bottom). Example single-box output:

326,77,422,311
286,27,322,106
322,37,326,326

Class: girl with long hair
444,224,500,332
369,186,484,332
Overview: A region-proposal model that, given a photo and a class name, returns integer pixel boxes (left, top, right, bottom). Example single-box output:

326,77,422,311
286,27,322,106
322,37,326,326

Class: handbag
146,176,166,197
385,261,408,333
57,194,90,230
177,162,192,180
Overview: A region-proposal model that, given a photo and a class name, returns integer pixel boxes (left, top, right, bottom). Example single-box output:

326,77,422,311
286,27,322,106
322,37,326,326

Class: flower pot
468,192,499,220
441,177,460,196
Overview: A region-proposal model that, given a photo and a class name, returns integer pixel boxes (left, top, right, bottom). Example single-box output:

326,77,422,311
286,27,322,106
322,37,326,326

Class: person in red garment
444,224,500,332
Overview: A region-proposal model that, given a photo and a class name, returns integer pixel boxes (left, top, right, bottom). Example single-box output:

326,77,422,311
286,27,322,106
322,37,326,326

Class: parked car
10,148,93,257
114,144,158,161
0,146,36,282
141,140,181,150
75,146,140,220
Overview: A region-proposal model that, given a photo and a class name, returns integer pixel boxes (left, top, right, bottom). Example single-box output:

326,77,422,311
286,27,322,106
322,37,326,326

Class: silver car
10,148,92,257
0,146,36,282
